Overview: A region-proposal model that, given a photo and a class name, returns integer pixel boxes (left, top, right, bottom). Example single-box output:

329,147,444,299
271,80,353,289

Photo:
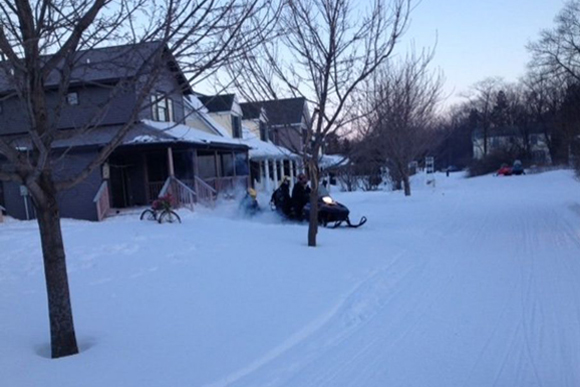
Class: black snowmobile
270,189,367,228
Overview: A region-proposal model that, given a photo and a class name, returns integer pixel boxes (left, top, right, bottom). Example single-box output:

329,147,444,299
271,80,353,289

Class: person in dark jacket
292,173,311,219
271,176,292,217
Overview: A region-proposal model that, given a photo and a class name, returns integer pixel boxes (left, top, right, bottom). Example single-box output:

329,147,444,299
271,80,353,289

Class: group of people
270,173,311,220
240,174,329,220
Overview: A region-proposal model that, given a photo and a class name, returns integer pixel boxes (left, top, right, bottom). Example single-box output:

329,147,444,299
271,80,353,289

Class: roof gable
258,98,307,127
0,41,193,95
197,94,236,113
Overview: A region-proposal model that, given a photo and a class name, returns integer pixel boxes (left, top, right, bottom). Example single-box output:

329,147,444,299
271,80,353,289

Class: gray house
258,98,310,154
0,42,249,221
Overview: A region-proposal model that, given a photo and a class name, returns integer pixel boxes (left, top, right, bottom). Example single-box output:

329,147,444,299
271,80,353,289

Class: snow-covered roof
138,120,246,148
319,154,349,169
241,127,299,160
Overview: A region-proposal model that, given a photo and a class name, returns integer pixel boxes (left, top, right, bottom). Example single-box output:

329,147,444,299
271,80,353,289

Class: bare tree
367,49,443,196
0,0,275,358
226,0,411,246
528,0,580,82
463,77,505,157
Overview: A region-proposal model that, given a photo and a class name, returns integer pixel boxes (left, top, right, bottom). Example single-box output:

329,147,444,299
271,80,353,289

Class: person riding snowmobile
241,188,260,214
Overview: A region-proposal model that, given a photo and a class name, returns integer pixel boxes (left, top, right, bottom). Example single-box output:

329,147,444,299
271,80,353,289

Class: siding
1,150,102,221
0,85,136,135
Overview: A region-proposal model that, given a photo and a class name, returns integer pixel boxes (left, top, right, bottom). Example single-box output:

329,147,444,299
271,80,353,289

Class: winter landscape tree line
327,0,580,192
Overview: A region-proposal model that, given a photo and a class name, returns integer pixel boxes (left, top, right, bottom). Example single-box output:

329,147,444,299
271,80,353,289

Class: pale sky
397,0,567,107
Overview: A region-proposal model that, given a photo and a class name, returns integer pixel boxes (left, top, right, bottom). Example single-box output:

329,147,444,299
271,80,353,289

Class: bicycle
140,194,181,224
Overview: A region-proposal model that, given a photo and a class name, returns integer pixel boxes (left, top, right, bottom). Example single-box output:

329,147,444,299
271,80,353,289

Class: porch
95,142,250,220
251,157,304,194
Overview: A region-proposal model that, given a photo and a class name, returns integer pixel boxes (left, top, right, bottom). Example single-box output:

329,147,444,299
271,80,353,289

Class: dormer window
259,121,268,141
232,115,242,138
151,93,174,122
66,92,79,105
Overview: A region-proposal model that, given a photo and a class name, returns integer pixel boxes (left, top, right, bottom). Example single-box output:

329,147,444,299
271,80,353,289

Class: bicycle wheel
140,209,157,221
158,210,181,224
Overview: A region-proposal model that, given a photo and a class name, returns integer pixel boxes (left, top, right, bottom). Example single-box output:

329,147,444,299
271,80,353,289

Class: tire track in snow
202,248,427,387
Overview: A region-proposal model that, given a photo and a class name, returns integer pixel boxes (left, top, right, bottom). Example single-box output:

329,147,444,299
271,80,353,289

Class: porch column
167,147,175,177
289,159,295,190
193,150,200,198
257,161,263,190
232,151,237,177
273,159,279,188
264,160,271,192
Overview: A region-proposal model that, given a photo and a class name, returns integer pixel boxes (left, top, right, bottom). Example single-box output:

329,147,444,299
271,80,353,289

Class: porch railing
159,176,197,211
194,176,217,207
148,181,166,202
93,180,111,221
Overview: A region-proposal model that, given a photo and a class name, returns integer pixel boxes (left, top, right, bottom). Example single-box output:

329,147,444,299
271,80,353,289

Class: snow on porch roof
135,120,248,149
241,127,300,160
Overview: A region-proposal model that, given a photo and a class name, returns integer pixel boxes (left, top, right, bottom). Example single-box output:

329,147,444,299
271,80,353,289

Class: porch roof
3,121,249,151
319,154,349,169
241,127,300,161
137,120,249,150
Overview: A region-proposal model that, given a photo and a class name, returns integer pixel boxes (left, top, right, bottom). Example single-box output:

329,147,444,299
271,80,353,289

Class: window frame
66,92,79,106
151,93,174,122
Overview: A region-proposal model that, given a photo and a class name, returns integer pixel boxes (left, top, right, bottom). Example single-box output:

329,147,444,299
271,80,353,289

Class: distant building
472,126,551,164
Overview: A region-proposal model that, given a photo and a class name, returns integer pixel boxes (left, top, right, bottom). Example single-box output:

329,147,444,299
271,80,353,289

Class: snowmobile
304,195,367,228
270,191,367,228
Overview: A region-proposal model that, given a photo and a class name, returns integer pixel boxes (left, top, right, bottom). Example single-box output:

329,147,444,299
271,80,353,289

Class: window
259,121,268,141
66,92,79,105
151,93,174,122
231,115,242,138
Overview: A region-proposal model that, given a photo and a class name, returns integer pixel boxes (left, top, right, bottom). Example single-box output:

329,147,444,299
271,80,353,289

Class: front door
109,155,131,208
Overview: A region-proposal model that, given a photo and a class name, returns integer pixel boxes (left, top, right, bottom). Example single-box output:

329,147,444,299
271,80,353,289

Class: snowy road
206,172,580,387
1,170,580,386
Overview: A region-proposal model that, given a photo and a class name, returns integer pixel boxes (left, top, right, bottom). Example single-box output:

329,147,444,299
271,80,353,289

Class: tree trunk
307,161,319,247
33,178,79,359
403,173,411,196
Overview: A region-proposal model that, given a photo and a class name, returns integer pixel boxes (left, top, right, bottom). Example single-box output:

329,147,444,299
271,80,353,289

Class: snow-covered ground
1,170,580,386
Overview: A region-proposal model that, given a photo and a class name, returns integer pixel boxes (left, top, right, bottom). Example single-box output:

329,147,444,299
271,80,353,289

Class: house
0,42,250,221
239,101,302,192
196,94,244,138
257,98,311,153
193,94,307,193
472,126,551,164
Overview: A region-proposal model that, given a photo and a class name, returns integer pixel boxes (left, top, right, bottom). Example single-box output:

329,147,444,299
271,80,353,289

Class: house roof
197,94,236,113
241,127,299,160
258,98,306,127
140,120,247,149
3,121,249,151
0,41,193,95
239,102,263,120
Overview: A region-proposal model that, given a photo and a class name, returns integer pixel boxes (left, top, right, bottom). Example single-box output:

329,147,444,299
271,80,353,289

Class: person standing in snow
271,176,292,217
292,173,311,219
